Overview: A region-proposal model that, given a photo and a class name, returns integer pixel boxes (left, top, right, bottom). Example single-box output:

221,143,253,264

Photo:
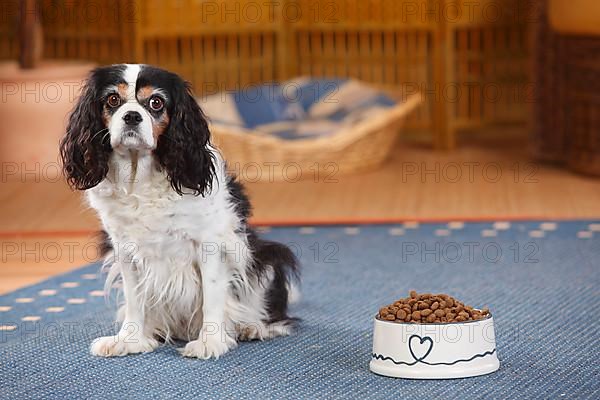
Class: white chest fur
86,152,242,339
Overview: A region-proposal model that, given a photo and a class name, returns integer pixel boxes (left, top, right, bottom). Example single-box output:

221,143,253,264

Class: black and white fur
60,64,299,359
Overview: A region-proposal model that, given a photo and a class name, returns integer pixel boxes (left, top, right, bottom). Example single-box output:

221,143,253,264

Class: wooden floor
1,138,599,294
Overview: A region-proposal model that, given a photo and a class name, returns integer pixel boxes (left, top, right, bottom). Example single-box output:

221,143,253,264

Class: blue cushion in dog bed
198,78,397,140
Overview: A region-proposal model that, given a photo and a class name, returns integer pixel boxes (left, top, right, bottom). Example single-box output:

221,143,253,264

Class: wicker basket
532,0,600,176
211,93,421,181
532,0,565,163
564,41,600,176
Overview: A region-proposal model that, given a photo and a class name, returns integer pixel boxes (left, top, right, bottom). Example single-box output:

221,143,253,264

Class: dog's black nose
123,111,143,126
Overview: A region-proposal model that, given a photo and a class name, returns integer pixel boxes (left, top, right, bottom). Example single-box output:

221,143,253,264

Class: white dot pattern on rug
45,307,64,313
81,274,98,280
388,227,405,236
447,221,464,230
299,227,316,235
588,223,600,232
403,221,419,229
22,316,41,322
89,290,106,297
481,229,497,238
61,282,79,288
493,222,511,230
15,298,34,303
434,229,450,237
540,222,557,231
577,231,593,239
529,230,545,238
38,289,57,296
344,227,360,235
67,298,86,305
0,325,16,331
0,306,12,312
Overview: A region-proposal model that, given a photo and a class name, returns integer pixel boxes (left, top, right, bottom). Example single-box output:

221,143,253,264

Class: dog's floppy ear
60,70,112,190
154,79,216,196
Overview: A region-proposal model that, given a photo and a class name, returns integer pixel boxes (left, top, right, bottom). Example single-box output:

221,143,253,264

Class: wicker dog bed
200,78,421,182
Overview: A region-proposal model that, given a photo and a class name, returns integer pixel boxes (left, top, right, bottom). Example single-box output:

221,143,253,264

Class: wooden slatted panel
136,1,280,95
42,0,132,64
446,0,530,134
0,0,531,147
0,0,134,63
0,0,19,60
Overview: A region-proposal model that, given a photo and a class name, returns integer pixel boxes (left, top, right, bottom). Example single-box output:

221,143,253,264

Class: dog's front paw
180,334,237,359
90,334,159,357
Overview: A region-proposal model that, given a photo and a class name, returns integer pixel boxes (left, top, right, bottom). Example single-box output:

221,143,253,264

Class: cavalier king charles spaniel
60,64,299,359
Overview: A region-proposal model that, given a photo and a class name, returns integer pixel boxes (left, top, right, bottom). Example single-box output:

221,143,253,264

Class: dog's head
60,64,215,196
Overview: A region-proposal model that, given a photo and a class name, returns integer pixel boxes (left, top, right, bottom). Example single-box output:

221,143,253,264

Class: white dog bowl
370,313,499,379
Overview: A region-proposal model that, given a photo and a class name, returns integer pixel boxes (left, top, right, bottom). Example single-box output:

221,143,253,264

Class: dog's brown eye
107,94,121,108
149,96,164,111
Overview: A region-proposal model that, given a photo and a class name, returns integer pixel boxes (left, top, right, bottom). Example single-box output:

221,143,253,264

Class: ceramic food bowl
370,313,499,379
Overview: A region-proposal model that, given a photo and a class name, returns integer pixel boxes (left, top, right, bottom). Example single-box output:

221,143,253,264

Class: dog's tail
249,232,300,322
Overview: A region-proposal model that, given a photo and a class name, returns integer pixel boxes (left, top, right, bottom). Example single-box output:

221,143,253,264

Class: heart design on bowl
408,335,433,362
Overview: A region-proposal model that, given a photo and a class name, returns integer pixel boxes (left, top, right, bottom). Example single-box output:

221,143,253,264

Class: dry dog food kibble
377,291,489,324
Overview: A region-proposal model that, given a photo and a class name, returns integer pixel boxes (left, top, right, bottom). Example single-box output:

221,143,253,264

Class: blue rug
1,221,599,399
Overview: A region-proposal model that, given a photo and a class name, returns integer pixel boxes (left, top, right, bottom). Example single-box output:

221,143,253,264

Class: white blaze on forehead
109,64,156,152
123,64,141,101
